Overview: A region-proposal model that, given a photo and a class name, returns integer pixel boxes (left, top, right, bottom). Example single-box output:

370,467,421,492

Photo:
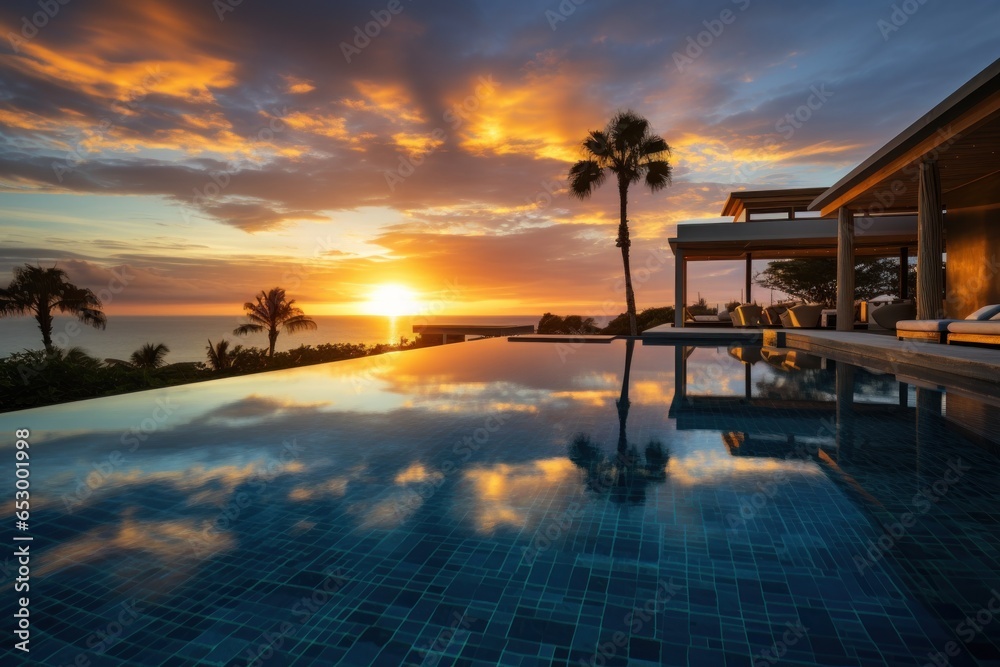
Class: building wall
943,173,1000,317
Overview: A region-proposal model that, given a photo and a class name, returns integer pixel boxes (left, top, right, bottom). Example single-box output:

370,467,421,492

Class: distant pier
412,324,534,345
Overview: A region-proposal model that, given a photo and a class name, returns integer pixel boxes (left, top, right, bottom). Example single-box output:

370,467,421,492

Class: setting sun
364,284,421,317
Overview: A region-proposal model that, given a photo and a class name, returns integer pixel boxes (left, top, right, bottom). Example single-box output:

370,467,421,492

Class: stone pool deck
642,324,1000,390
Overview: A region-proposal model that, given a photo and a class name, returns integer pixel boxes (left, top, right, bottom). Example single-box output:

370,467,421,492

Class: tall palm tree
568,110,672,336
0,264,106,352
129,342,170,369
233,287,317,358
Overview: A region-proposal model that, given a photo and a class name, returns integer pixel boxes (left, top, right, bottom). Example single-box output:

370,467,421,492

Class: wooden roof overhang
812,58,1000,217
668,215,918,261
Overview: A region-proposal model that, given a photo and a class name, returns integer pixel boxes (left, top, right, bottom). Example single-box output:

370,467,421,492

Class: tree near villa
756,258,917,306
568,110,672,336
233,287,317,358
0,264,106,353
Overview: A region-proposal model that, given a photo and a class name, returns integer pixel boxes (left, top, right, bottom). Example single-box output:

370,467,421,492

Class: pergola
669,189,918,327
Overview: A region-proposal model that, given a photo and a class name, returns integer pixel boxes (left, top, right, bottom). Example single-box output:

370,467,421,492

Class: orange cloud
345,80,426,125
2,2,237,108
283,75,316,94
457,57,598,162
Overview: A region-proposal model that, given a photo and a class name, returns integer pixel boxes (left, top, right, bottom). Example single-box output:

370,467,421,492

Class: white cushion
965,304,1000,320
896,319,956,332
948,321,1000,335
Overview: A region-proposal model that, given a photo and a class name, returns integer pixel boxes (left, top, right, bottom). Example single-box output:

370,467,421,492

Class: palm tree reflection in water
568,339,669,505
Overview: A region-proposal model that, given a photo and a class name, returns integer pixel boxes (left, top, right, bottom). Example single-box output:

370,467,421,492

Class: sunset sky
1,0,997,316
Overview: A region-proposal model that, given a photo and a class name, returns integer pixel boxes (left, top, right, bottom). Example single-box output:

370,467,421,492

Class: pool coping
766,328,1000,393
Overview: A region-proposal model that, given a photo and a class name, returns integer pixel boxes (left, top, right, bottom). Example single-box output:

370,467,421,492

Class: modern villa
670,56,1000,338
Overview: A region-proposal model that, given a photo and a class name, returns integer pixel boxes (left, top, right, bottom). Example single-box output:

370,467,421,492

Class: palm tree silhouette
233,287,317,358
206,339,245,371
568,339,669,505
0,264,106,353
130,342,170,369
568,111,672,336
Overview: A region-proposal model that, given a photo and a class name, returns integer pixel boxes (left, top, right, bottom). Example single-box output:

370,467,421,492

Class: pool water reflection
2,337,999,666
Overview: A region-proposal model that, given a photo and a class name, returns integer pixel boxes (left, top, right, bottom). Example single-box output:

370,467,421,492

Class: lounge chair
897,304,1000,343
760,347,823,371
733,304,762,327
946,318,1000,346
763,305,787,327
683,307,733,328
728,345,762,364
778,304,823,328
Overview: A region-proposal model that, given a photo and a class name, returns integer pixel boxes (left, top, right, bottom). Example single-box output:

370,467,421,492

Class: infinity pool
2,338,999,666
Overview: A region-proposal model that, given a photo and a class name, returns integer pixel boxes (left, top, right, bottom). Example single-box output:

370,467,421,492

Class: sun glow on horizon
363,284,421,317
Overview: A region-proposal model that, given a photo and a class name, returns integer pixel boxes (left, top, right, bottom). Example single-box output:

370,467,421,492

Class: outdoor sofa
896,304,1000,343
947,318,1000,347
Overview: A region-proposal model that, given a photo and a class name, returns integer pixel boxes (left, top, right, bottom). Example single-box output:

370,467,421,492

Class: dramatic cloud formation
0,0,997,314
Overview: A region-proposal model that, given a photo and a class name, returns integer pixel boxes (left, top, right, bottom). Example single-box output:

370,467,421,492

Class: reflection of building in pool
669,344,1000,465
669,342,1000,659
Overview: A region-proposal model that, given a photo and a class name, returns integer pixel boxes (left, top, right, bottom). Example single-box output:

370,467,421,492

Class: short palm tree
0,264,106,352
206,339,245,371
129,342,170,369
568,110,672,336
233,287,317,358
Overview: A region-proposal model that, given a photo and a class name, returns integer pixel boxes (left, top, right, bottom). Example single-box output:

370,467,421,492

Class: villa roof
669,215,917,261
812,57,1000,216
721,187,830,219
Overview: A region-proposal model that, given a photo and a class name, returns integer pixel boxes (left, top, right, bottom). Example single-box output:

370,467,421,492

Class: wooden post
917,160,944,319
674,249,686,327
745,254,752,305
899,247,909,300
836,207,855,331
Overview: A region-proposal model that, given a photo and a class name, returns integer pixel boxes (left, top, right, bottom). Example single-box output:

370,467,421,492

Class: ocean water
0,314,562,363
